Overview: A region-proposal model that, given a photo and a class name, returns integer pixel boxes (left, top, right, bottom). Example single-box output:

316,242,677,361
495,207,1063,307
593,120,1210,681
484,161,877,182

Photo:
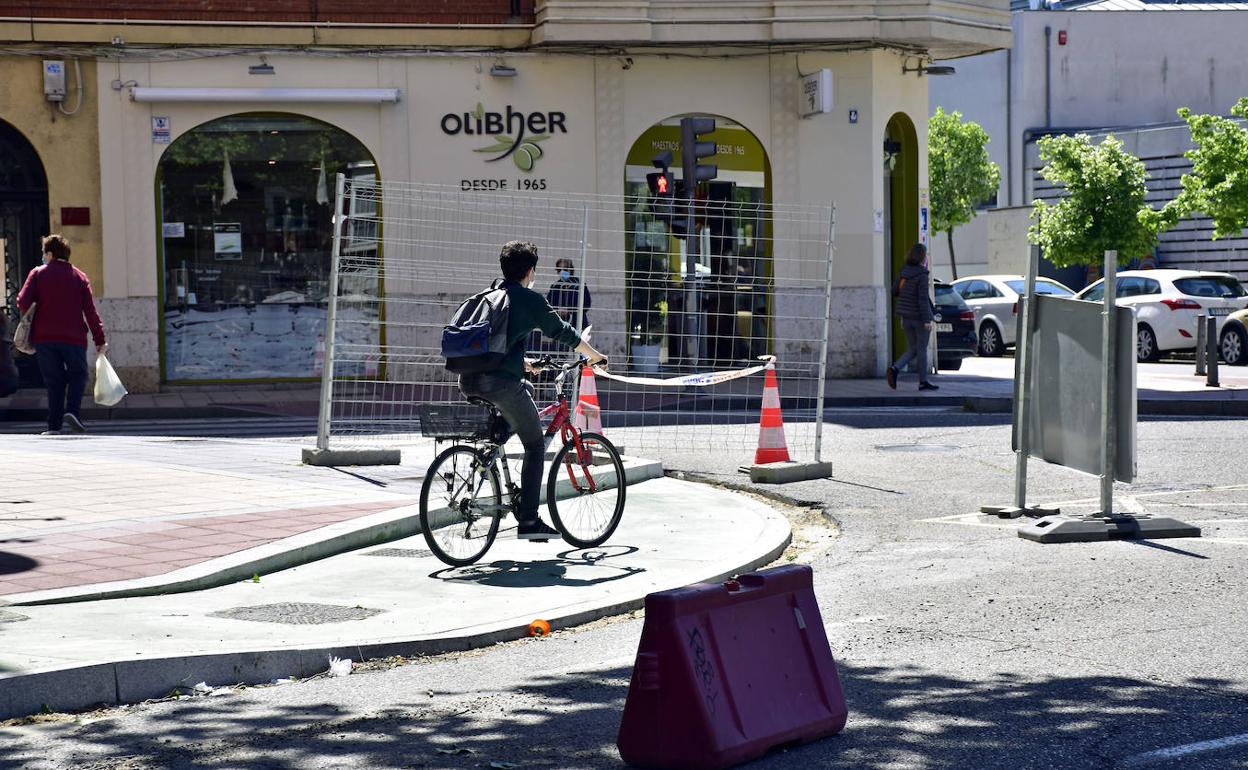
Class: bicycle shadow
429,545,645,588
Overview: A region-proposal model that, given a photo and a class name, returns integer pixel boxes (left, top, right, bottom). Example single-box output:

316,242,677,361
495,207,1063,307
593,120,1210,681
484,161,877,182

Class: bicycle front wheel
420,445,502,567
547,432,627,548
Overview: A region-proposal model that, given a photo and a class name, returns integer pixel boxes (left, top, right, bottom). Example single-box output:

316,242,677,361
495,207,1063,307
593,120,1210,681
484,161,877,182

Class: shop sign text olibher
442,102,567,190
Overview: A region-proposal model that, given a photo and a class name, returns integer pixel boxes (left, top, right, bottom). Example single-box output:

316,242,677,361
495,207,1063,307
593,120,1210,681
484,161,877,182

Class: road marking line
1037,483,1248,509
1123,732,1248,766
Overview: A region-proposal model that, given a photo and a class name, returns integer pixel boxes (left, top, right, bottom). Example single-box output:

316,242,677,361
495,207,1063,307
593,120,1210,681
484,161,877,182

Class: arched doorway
0,120,50,388
623,116,772,372
884,112,919,359
156,113,377,382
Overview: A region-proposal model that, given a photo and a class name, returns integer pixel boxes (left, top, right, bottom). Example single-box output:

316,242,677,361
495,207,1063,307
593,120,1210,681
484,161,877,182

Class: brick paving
0,434,430,600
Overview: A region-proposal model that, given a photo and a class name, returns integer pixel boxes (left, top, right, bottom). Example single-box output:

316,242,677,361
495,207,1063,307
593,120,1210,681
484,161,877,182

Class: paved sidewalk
0,474,790,720
3,357,1245,430
0,435,423,600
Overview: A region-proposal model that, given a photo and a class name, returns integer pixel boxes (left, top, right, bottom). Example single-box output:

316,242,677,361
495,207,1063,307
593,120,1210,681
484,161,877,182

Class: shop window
622,117,772,372
156,114,378,381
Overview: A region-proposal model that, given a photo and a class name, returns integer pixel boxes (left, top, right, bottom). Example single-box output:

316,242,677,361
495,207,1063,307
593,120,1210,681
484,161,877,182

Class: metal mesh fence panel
317,175,834,464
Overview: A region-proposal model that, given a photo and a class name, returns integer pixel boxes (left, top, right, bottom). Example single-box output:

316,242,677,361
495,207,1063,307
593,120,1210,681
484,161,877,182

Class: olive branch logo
470,102,551,172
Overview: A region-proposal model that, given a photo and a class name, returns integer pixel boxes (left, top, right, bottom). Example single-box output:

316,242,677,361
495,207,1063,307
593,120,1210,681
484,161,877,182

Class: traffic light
646,150,676,225
680,117,718,190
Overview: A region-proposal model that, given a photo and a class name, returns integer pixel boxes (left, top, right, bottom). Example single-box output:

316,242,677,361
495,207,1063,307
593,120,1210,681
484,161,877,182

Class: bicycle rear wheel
420,445,502,566
547,432,626,548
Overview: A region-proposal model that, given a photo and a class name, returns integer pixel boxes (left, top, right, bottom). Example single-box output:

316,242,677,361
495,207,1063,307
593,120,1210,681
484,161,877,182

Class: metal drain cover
366,548,434,558
875,444,961,453
0,609,29,623
209,602,384,625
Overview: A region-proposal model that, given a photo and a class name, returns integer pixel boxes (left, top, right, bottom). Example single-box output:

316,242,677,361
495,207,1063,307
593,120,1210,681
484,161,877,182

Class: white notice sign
798,69,833,118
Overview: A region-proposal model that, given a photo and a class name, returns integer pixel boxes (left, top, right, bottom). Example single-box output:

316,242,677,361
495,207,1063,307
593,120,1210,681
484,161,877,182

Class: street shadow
4,660,1248,768
430,546,644,588
0,551,38,576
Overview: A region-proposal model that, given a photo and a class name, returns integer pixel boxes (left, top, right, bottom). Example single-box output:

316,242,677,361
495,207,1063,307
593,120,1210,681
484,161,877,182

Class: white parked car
950,274,1075,357
1074,269,1248,362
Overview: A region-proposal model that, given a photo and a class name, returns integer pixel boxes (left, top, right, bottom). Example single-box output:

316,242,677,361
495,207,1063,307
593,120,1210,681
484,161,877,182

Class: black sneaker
63,414,86,433
517,518,561,542
886,366,898,390
919,381,939,391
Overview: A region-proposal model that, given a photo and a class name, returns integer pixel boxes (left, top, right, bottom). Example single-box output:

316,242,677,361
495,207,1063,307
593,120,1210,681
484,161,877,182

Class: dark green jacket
497,279,582,379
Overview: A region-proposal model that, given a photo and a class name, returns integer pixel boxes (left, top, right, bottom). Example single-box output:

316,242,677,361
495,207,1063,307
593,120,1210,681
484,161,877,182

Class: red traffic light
657,175,668,194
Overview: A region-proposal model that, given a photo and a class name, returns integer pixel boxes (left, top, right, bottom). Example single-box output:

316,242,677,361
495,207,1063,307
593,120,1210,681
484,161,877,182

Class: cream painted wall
96,50,929,382
0,56,103,290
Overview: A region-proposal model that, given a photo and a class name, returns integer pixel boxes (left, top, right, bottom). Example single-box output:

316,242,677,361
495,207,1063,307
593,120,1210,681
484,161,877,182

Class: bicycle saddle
465,396,492,408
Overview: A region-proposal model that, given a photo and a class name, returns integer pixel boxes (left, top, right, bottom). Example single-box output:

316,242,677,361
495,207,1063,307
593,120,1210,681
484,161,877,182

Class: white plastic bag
94,353,127,406
12,303,35,355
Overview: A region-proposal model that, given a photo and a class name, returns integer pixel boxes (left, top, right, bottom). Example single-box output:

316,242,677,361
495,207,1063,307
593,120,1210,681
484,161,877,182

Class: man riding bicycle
458,240,607,542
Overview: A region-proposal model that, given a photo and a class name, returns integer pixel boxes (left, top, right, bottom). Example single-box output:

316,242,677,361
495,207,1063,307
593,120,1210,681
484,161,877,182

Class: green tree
1029,133,1163,267
1169,97,1248,239
928,107,1001,279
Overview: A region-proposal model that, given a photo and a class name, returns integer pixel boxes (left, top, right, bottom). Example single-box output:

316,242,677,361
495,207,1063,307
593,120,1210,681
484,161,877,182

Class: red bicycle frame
538,387,601,492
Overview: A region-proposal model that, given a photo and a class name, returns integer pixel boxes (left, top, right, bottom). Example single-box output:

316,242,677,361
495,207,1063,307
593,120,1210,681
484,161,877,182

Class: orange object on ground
574,365,604,434
754,363,791,464
528,619,552,637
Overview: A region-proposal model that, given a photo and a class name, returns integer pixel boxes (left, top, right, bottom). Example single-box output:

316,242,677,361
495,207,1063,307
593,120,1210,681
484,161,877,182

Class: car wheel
978,322,1003,357
1136,324,1161,363
939,358,963,371
1221,324,1248,366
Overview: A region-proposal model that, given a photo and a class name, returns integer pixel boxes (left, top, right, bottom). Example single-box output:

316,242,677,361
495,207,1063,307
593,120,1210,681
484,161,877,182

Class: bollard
1207,315,1220,388
1195,314,1207,376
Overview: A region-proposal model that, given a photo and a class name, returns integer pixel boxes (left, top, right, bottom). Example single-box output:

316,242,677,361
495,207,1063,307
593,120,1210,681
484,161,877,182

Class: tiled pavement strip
0,435,432,598
0,358,1244,599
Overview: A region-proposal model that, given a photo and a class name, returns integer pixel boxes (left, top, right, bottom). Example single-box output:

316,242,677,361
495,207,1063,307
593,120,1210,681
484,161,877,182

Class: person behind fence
458,240,608,541
886,243,938,392
546,258,591,329
16,234,109,434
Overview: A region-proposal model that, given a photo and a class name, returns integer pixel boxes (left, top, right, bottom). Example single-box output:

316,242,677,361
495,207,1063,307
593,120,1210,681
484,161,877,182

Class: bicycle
416,357,627,567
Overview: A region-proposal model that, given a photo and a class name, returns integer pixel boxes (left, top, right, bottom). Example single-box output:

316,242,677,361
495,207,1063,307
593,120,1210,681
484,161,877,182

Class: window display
157,113,379,381
623,118,772,372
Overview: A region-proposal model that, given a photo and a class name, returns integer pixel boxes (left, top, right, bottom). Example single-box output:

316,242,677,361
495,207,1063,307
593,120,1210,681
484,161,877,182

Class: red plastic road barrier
617,564,847,769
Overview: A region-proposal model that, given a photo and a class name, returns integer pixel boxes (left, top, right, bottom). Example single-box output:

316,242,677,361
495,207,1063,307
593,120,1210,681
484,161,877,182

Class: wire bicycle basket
417,403,497,441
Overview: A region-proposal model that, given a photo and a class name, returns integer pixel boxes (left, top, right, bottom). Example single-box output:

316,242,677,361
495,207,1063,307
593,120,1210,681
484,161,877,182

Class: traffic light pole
685,194,700,366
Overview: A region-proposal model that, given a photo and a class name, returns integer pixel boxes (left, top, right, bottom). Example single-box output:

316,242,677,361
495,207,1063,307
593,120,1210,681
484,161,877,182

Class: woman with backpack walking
887,243,938,392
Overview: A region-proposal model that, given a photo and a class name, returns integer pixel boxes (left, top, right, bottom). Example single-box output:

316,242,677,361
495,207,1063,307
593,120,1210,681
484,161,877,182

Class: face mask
41,253,50,265
560,270,571,281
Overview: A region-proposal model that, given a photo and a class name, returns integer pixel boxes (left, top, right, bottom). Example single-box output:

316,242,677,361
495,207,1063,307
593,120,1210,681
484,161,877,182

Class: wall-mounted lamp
901,59,956,77
489,64,518,78
248,57,276,76
883,139,902,172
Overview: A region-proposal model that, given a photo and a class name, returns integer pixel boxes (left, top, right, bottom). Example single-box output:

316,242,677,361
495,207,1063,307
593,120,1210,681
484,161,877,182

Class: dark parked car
934,282,978,371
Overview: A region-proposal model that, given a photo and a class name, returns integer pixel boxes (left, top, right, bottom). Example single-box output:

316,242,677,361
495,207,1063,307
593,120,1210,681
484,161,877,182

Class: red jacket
15,260,106,348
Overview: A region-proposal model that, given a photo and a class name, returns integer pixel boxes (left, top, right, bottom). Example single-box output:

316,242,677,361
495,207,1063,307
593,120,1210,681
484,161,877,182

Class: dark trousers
459,373,545,521
35,343,89,432
892,320,931,380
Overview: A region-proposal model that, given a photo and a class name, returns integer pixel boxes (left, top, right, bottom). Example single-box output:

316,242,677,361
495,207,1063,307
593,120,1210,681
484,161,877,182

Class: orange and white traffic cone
754,363,791,465
574,365,604,435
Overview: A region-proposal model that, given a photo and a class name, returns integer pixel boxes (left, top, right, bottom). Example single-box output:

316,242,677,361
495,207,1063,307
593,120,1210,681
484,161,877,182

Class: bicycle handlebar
529,355,607,374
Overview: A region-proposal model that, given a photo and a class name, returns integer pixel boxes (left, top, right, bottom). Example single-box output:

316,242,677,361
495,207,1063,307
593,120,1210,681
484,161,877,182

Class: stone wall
96,298,159,394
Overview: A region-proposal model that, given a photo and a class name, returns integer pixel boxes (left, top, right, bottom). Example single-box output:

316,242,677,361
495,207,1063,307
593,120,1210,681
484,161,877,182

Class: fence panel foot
302,448,401,467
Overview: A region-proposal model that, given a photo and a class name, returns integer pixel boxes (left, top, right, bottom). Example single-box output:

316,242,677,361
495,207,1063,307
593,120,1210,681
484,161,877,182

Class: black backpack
441,282,511,374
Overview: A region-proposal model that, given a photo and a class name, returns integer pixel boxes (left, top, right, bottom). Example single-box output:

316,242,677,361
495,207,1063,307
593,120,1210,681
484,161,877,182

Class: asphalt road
3,410,1247,770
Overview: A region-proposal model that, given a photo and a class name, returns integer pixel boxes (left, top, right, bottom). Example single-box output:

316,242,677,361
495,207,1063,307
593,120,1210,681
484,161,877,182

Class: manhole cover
0,609,30,623
209,602,384,625
875,444,961,453
366,548,434,558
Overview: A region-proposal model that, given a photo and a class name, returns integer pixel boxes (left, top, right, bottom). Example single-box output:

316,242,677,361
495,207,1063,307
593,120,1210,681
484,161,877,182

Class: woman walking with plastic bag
15,234,110,434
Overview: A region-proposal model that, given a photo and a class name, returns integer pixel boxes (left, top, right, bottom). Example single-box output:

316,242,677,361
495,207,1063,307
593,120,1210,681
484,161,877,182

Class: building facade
928,0,1248,283
1,0,1009,390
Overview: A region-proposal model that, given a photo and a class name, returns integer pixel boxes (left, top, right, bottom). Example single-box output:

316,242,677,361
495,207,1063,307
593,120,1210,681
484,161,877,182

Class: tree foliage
1172,97,1248,239
1028,134,1163,267
929,108,1000,278
929,108,1000,234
